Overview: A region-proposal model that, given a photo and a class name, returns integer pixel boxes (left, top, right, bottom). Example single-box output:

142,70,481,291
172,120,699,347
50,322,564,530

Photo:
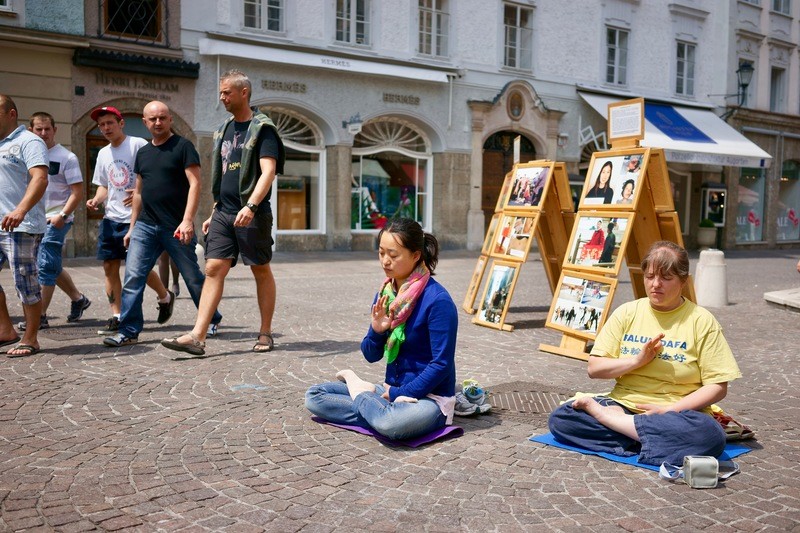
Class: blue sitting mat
312,416,463,447
529,432,753,472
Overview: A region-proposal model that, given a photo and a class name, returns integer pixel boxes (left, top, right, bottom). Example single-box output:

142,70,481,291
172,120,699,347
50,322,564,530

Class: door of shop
481,131,535,230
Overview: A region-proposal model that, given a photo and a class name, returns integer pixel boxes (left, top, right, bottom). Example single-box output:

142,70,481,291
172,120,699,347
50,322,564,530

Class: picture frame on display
501,162,552,212
546,272,617,340
474,260,521,330
563,212,634,275
579,149,648,210
489,213,538,262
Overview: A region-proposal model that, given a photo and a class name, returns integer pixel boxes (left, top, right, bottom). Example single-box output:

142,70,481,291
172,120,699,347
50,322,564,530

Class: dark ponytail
378,218,439,275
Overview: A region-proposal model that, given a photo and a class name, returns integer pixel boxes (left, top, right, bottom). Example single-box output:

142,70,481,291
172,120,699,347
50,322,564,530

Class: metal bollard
694,249,728,307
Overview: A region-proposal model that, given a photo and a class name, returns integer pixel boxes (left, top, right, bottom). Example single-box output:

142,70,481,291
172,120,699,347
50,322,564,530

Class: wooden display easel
463,160,574,332
539,98,692,361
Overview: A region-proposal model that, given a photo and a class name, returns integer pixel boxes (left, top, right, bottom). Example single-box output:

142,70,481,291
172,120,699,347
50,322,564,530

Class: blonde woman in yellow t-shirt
548,241,741,466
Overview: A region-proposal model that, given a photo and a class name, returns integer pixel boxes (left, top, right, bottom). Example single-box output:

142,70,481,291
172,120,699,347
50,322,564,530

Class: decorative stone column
467,101,493,251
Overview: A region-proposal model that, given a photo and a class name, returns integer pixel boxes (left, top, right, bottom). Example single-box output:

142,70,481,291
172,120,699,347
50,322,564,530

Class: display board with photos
546,272,618,341
463,160,575,323
540,145,690,361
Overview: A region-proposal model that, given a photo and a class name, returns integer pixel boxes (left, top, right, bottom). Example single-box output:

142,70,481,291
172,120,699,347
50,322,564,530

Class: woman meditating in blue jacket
305,218,457,440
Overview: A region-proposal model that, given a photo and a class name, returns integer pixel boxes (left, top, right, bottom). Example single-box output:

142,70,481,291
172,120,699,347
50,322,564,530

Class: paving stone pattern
0,249,798,532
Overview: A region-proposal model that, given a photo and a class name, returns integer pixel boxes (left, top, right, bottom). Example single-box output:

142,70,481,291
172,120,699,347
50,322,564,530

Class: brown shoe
161,333,205,356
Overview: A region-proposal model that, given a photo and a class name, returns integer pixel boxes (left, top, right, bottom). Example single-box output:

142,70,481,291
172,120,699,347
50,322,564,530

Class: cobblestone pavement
0,248,798,532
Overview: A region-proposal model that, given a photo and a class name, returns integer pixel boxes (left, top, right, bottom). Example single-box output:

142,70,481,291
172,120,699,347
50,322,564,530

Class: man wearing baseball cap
86,105,172,337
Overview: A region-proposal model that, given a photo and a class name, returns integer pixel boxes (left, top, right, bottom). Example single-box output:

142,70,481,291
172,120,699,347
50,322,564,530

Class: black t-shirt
218,120,281,215
134,134,201,228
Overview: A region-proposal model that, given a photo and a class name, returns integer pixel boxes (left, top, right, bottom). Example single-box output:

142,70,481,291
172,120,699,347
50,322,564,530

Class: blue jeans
118,220,221,338
38,221,72,286
548,397,726,466
305,381,446,440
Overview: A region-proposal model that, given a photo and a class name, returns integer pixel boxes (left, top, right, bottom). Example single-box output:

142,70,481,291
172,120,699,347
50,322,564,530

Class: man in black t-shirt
161,70,284,358
103,101,222,347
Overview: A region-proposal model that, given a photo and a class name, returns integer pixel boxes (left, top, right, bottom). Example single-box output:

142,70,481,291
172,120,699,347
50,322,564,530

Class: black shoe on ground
157,290,175,325
97,316,120,336
67,294,92,322
18,315,49,332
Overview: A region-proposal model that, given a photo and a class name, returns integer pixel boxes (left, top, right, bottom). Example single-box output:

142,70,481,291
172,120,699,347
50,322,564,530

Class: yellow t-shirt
590,298,741,413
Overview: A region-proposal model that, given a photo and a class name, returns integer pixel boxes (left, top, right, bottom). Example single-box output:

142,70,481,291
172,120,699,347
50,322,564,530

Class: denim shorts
205,208,273,267
38,221,73,286
96,218,130,261
0,231,43,305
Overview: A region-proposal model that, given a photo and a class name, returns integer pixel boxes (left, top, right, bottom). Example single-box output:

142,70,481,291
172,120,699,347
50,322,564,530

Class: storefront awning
199,38,451,84
579,92,772,168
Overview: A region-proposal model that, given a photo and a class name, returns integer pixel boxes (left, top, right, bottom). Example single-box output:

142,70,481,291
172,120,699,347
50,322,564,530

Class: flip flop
7,344,39,358
0,336,21,349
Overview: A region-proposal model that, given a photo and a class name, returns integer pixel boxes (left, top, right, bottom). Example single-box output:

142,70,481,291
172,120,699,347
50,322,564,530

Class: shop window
503,3,532,70
777,160,800,242
675,41,695,96
336,0,370,45
736,167,766,243
84,113,151,220
262,108,325,232
418,0,449,57
351,120,431,231
606,27,628,85
101,0,165,45
243,0,283,32
668,168,691,235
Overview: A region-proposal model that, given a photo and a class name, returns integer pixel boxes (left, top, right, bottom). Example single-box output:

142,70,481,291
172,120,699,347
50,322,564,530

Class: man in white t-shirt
0,95,49,357
86,106,172,336
15,112,92,333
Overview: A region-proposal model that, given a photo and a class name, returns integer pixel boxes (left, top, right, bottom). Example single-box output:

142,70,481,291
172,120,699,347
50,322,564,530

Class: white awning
199,38,450,84
580,92,772,168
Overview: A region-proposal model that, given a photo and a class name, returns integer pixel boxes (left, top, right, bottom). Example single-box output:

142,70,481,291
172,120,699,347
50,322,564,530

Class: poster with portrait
580,150,647,209
502,162,552,212
564,212,634,275
474,260,520,330
462,254,489,314
490,213,538,262
482,213,501,256
546,272,617,340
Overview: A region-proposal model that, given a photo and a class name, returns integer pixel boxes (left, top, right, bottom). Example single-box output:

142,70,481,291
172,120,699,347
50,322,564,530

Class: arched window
351,119,432,231
260,107,325,232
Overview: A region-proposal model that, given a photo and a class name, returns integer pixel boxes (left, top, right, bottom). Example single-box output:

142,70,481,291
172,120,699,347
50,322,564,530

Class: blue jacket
361,278,457,401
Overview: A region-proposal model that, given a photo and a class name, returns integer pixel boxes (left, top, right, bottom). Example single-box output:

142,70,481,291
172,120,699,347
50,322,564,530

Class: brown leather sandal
253,332,274,352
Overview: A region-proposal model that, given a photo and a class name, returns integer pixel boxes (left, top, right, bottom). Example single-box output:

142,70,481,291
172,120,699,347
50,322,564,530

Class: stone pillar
326,144,353,250
467,102,491,251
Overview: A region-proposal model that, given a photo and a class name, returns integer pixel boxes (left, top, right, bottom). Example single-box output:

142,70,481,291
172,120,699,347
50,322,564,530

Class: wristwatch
59,211,69,219
245,202,258,213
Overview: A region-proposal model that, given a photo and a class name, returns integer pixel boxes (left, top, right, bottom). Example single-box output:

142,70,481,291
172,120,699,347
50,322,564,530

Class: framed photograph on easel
473,260,521,330
462,254,489,314
502,162,552,212
490,213,538,262
482,213,501,255
546,272,617,340
564,212,634,276
580,149,648,209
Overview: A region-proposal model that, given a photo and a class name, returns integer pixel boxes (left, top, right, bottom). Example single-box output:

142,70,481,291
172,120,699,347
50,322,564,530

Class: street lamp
736,62,754,107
